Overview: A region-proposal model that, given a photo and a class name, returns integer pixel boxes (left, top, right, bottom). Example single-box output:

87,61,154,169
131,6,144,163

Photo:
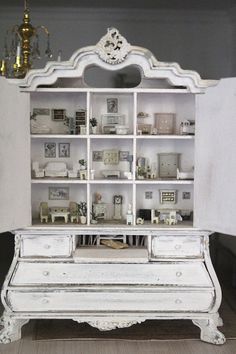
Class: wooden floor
0,320,236,354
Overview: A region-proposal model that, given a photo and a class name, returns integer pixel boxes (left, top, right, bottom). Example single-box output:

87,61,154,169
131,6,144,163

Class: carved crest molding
73,318,146,331
95,27,131,65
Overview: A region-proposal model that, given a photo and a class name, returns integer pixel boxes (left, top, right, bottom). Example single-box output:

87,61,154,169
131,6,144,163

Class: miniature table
50,207,70,223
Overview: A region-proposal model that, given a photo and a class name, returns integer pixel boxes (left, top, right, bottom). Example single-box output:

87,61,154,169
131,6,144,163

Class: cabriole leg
0,312,29,343
192,317,226,345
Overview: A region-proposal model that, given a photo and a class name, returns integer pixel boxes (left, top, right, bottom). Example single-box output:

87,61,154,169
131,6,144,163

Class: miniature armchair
32,161,45,178
68,162,80,178
69,201,79,223
40,202,49,223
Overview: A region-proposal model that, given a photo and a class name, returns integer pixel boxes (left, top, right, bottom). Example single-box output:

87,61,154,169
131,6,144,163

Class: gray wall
0,6,234,79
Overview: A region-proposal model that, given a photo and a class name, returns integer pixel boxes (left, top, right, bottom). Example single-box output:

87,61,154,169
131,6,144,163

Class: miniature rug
34,297,236,341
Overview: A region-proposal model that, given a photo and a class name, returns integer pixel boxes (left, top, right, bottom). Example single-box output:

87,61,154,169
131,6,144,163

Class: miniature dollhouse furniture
68,163,80,178
44,162,68,178
32,161,44,178
49,207,70,223
39,202,49,223
93,203,107,220
69,202,79,223
1,27,236,345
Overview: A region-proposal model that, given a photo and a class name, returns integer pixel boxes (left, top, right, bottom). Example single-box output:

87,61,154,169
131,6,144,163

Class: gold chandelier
0,0,52,78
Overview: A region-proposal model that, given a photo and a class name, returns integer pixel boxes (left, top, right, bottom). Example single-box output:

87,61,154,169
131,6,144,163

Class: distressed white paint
11,261,212,287
8,289,214,312
20,235,72,257
195,78,236,236
0,78,31,233
0,29,228,345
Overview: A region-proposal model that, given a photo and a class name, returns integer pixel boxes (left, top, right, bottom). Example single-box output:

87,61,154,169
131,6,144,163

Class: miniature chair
68,162,80,178
151,209,159,224
69,201,79,223
165,211,178,226
79,170,87,180
40,202,49,223
32,161,44,178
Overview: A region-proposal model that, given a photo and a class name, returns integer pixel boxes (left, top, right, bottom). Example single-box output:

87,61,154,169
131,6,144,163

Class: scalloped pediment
17,27,217,92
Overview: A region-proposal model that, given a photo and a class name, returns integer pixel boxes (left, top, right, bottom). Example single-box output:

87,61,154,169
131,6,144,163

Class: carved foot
0,313,29,343
193,318,226,345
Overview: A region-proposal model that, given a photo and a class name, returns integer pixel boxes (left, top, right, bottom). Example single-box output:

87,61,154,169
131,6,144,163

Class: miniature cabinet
1,27,236,344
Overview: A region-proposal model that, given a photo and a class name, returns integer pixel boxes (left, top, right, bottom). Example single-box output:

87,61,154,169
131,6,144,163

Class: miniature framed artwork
160,189,177,204
59,143,70,158
52,109,66,121
145,191,153,199
33,108,50,116
92,151,103,162
107,98,118,113
49,187,69,200
44,142,56,158
183,192,191,200
119,151,129,161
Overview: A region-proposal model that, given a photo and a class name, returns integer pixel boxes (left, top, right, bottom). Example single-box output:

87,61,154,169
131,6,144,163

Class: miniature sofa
44,162,68,178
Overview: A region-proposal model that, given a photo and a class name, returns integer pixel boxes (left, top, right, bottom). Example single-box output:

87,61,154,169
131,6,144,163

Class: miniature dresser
1,27,236,344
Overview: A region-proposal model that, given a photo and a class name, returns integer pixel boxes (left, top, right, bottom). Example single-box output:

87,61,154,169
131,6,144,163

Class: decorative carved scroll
73,318,145,331
96,27,131,64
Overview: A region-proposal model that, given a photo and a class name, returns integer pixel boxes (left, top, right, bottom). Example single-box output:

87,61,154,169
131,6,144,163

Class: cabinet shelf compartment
31,184,87,226
31,137,87,181
136,139,194,181
136,183,193,228
90,138,133,181
136,92,195,136
30,92,87,135
89,92,134,135
90,183,133,225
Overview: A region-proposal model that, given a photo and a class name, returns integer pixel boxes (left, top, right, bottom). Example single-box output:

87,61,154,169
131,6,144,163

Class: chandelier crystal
0,0,52,78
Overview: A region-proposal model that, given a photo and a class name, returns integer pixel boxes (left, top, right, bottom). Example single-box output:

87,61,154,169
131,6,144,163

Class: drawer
151,235,203,259
20,235,72,257
8,290,214,312
11,262,212,287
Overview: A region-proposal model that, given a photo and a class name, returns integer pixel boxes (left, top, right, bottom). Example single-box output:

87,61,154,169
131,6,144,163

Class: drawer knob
42,298,49,304
43,271,50,276
44,244,51,249
176,271,182,277
175,244,181,250
175,299,182,304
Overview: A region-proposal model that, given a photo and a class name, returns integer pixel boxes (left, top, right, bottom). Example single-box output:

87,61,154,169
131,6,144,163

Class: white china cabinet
0,28,236,344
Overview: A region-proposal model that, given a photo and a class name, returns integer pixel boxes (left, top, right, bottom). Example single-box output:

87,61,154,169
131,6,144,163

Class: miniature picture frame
49,187,69,200
59,143,70,158
44,142,56,158
107,98,118,113
182,192,191,200
119,151,129,161
33,108,50,116
52,109,66,121
160,189,177,204
145,191,153,199
92,151,103,162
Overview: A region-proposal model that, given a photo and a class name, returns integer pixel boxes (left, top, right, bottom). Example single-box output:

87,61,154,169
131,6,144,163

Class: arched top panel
16,27,217,92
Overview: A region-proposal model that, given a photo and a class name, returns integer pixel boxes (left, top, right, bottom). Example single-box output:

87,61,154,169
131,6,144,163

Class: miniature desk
93,203,107,220
50,207,70,223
